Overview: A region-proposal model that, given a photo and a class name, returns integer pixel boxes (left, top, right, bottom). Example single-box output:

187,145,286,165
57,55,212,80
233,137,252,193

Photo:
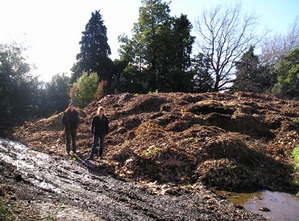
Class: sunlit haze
1,0,298,82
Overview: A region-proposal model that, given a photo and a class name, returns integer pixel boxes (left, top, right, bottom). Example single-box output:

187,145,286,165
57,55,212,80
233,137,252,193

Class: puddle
1,138,297,220
221,190,299,221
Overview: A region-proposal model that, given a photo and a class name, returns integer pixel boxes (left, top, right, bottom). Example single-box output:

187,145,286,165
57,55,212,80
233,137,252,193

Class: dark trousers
89,134,105,159
65,128,77,154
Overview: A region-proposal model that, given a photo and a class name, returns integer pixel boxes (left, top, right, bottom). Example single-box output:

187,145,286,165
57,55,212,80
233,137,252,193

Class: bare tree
195,3,264,91
261,16,299,67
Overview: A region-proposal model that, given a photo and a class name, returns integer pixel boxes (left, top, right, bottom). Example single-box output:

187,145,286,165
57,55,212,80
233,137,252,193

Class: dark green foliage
191,53,214,92
71,10,114,88
155,14,195,92
0,43,31,117
0,43,71,125
272,48,299,98
111,63,149,94
44,73,71,113
117,0,195,93
231,46,274,93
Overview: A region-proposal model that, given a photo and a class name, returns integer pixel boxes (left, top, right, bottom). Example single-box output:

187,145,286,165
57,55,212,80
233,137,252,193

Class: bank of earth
1,91,298,220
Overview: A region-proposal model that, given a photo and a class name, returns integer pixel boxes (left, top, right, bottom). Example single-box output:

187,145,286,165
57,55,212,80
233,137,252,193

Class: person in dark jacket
62,102,79,155
86,106,109,161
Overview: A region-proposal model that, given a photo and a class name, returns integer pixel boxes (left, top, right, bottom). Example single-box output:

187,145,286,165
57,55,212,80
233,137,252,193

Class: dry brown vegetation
13,91,299,194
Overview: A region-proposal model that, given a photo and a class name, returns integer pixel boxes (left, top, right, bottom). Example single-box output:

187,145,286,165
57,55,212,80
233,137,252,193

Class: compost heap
13,92,299,194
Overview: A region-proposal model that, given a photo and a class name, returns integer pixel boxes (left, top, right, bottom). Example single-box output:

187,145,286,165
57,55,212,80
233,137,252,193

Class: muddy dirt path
0,138,268,220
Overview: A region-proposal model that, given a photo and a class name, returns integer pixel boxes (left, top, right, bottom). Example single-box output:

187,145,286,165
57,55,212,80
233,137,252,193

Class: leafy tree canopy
118,0,195,93
70,72,100,108
0,43,31,117
45,73,71,113
272,48,299,98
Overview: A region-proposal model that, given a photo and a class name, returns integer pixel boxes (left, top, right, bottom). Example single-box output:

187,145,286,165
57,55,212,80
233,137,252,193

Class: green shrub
70,72,99,108
0,204,9,220
292,146,299,169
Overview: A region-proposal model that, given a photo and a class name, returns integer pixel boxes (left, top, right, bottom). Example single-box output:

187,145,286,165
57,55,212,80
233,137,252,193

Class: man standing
87,106,109,161
62,102,79,155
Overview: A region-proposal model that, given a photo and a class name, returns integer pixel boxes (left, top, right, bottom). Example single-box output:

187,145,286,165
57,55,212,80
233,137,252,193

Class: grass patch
148,89,159,94
183,184,192,189
291,181,299,187
0,204,10,220
144,147,160,155
291,119,299,126
292,146,299,169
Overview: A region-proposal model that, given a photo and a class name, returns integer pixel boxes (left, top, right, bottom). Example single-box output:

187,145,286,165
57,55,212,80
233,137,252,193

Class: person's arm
105,117,109,135
75,111,79,128
90,116,95,134
62,112,66,126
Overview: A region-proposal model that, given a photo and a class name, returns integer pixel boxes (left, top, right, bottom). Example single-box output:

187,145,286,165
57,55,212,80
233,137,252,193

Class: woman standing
87,106,109,161
62,102,79,155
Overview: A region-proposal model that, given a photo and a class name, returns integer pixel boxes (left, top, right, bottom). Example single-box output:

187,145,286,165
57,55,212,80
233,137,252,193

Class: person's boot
98,146,103,158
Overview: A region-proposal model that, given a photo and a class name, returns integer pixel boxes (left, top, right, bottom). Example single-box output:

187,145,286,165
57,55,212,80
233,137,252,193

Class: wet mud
0,138,267,220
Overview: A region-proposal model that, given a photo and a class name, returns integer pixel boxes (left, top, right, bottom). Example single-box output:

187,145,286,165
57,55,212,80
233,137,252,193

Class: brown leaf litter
13,92,299,193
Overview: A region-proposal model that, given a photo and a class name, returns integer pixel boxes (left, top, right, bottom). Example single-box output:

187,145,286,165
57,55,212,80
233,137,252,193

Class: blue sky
0,0,298,82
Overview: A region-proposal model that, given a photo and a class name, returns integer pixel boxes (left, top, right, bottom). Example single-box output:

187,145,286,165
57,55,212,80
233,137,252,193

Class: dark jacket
91,115,109,136
62,109,79,129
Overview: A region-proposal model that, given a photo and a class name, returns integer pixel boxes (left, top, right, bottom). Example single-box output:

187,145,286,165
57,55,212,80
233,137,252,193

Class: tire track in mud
0,138,267,221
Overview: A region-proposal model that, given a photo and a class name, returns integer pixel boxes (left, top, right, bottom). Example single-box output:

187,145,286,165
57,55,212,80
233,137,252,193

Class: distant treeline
1,0,298,123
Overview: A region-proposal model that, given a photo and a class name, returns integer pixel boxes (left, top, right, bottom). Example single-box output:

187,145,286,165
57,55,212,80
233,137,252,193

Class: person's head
68,102,75,111
97,106,104,116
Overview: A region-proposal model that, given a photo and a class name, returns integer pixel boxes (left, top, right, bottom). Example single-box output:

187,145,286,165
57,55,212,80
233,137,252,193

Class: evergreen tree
272,48,299,98
231,46,273,93
191,53,214,92
118,0,194,92
159,14,195,92
71,10,113,88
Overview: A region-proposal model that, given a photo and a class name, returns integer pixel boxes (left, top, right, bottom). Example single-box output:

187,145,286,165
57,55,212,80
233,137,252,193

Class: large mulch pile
13,92,299,193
